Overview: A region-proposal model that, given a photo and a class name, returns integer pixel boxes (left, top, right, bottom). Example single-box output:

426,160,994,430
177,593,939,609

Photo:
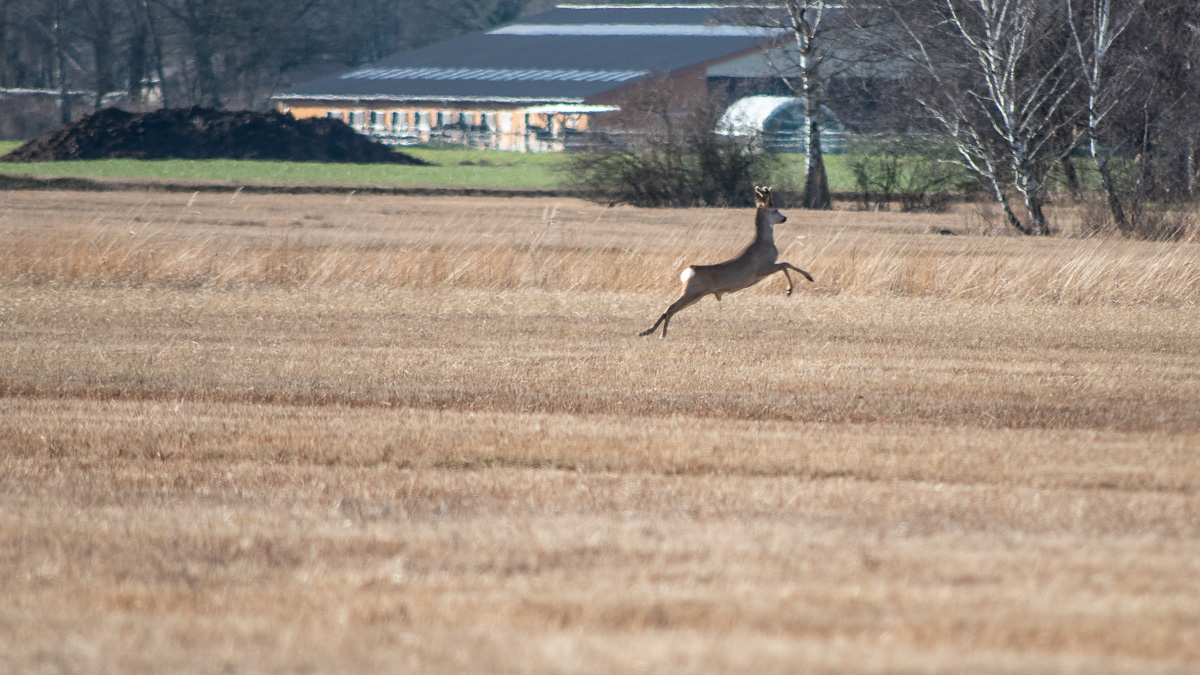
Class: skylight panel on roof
487,24,786,37
338,67,650,83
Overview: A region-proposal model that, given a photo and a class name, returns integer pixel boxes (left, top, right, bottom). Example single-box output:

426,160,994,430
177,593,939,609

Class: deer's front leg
764,262,814,296
780,262,814,283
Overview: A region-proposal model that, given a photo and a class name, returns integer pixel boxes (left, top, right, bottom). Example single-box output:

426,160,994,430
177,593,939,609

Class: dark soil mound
1,106,428,165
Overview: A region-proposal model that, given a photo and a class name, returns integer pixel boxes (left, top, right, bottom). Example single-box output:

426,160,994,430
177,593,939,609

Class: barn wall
278,100,595,152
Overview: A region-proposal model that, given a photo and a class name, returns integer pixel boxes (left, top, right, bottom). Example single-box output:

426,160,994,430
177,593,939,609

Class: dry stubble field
1,187,1199,674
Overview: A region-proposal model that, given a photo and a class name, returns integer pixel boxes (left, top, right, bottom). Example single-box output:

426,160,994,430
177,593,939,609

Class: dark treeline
0,0,555,112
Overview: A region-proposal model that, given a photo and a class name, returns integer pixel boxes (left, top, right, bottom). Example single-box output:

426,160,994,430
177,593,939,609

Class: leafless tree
51,0,78,124
893,0,1080,235
81,0,117,107
1066,0,1200,238
736,1,841,209
1067,0,1142,234
1131,0,1200,201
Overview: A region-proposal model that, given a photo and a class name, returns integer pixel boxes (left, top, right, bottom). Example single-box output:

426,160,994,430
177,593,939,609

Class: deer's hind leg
639,288,707,338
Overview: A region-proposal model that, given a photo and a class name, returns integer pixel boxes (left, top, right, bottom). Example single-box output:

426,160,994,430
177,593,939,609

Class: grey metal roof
515,5,740,25
278,5,784,104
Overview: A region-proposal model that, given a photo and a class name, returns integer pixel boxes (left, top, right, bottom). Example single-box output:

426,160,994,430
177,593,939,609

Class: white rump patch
680,267,696,283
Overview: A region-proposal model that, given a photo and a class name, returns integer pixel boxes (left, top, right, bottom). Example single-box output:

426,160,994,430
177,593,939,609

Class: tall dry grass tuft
796,230,1200,305
4,194,1198,306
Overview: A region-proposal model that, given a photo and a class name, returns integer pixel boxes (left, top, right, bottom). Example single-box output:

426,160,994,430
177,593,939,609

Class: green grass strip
0,140,874,192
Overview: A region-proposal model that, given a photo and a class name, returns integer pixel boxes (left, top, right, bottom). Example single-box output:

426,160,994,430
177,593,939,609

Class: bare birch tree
894,0,1080,235
1067,0,1142,234
781,0,833,209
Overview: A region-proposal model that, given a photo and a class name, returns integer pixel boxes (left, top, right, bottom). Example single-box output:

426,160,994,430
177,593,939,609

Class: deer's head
754,186,787,227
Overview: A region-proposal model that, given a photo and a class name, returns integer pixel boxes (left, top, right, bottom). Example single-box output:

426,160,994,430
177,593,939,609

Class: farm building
273,4,841,152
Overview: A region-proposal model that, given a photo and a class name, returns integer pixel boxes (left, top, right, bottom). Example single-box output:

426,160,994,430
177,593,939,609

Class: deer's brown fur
640,186,813,338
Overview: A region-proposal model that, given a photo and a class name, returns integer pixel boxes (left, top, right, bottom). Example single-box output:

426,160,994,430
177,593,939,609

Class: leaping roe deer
640,186,814,338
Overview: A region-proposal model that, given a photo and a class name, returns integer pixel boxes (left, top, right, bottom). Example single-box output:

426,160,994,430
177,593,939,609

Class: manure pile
1,106,427,165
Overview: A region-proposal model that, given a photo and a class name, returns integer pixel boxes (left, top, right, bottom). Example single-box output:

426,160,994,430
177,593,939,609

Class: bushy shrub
566,84,775,207
847,136,962,212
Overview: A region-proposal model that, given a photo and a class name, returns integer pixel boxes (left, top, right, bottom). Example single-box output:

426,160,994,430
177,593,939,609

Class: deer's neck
753,208,776,247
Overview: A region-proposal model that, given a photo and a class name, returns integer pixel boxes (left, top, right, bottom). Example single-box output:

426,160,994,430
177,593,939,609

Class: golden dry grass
2,189,1199,673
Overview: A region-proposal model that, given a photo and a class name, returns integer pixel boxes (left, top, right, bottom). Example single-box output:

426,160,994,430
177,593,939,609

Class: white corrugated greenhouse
717,95,848,154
